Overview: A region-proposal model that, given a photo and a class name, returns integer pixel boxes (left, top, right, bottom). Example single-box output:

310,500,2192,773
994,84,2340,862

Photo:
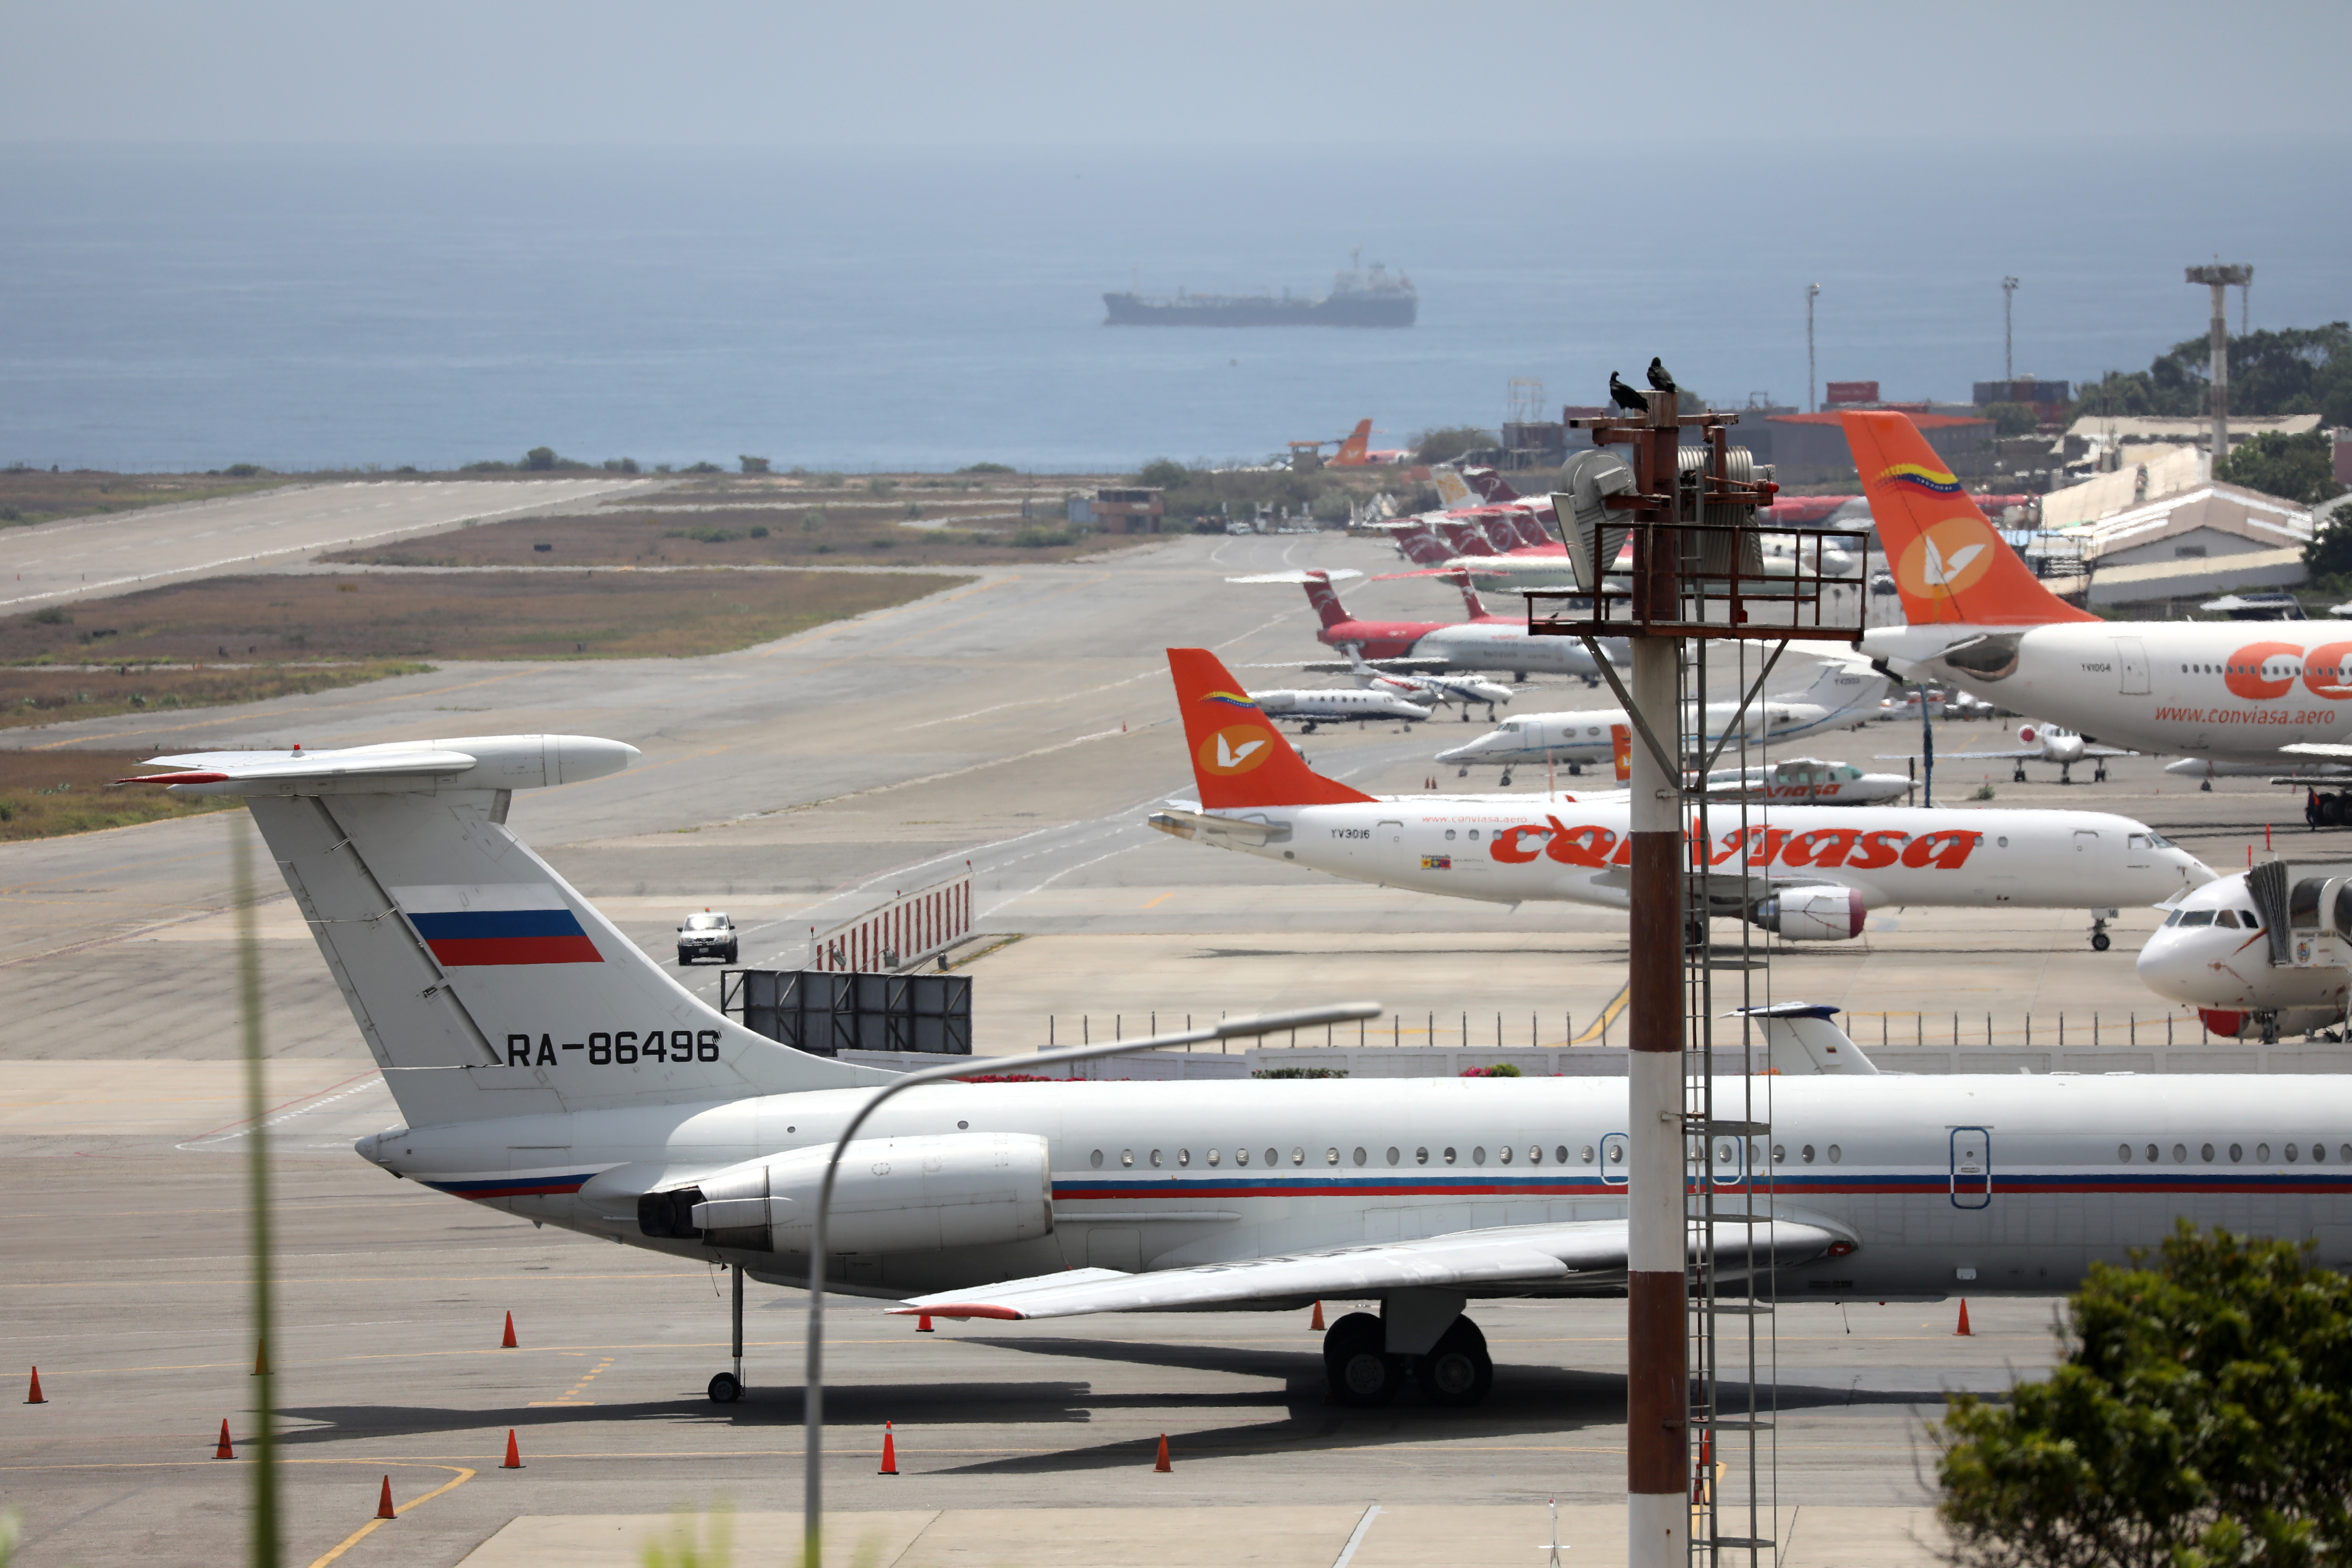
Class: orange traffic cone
1955,1299,1973,1337
878,1422,899,1475
500,1312,517,1349
1153,1434,1171,1473
252,1339,268,1377
24,1367,44,1405
916,1314,934,1333
1310,1301,1325,1331
502,1429,522,1469
216,1419,236,1460
375,1476,397,1519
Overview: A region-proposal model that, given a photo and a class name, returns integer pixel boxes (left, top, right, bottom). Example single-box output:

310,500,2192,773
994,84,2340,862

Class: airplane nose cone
1434,737,1491,762
2135,930,2203,1002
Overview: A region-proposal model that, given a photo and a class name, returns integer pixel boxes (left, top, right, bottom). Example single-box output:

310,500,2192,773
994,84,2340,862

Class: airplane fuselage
371,1072,2352,1304
1153,797,2210,913
1865,620,2352,763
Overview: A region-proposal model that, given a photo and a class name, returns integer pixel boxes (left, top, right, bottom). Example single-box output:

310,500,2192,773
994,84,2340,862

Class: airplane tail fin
1331,419,1373,467
1451,570,1491,621
1504,510,1553,551
1797,653,1891,721
1430,466,1477,508
133,736,889,1129
1166,649,1378,809
1461,467,1522,503
1735,1002,1879,1075
1610,724,1632,784
1839,412,2094,626
1391,520,1454,566
1299,569,1354,628
1437,521,1499,558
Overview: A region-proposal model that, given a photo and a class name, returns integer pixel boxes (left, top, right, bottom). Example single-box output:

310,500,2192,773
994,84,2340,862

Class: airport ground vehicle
119,732,2320,1416
678,911,738,966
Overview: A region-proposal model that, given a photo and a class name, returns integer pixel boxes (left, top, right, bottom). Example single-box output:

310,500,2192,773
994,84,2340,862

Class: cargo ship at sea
1102,255,1416,328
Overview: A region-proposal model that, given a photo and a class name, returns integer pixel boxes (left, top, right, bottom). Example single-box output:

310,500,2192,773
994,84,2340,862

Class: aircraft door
1950,1126,1991,1209
1379,819,1404,846
2073,828,2099,859
2115,637,2151,695
1600,1132,1630,1184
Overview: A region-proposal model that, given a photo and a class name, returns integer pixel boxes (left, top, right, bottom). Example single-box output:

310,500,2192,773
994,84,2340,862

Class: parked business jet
1291,647,1514,720
1699,758,1911,807
120,734,2330,1413
1435,656,1888,782
1151,649,2212,947
1882,723,2136,786
1846,410,2352,816
2137,861,2352,1040
1243,684,1431,733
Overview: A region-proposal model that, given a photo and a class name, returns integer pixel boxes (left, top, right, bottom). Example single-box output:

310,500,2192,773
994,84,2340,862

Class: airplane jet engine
1752,886,1868,941
638,1132,1054,1255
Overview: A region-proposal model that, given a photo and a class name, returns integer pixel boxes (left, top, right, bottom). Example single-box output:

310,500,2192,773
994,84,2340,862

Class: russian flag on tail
391,883,603,966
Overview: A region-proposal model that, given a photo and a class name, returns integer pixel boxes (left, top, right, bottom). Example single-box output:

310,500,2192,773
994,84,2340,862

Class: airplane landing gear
1498,771,1514,787
1323,1312,1402,1407
2202,778,2214,792
1456,766,1470,778
2012,763,2028,783
707,1263,746,1403
1415,1318,1493,1408
1321,1309,1492,1408
2093,761,2108,783
1461,710,1472,722
2089,909,2116,952
2059,762,2075,785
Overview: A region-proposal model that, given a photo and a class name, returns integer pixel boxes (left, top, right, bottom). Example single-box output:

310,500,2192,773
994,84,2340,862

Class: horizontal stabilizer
120,735,638,795
890,1216,1845,1320
1224,568,1364,585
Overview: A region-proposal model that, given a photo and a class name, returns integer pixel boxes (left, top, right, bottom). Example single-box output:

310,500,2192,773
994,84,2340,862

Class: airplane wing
2282,743,2352,760
1223,569,1365,585
888,1216,1845,1321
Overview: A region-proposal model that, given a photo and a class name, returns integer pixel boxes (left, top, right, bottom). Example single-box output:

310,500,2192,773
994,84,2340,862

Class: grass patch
0,749,245,841
0,569,973,668
324,506,1149,569
0,662,433,732
0,469,294,528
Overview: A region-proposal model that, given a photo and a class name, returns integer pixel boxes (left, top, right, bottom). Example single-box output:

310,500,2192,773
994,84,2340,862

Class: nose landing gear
2089,908,2118,952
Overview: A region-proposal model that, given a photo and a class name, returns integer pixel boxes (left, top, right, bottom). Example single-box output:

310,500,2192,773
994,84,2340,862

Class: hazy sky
6,0,2345,149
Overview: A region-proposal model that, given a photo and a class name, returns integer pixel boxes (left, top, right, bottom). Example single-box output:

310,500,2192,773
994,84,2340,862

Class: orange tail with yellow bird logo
1838,411,2095,627
1166,649,1378,810
1329,419,1374,467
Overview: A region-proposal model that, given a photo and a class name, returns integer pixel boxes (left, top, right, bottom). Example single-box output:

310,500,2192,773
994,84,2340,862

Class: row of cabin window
1090,1144,1578,1170
2181,662,2347,677
2120,1140,2352,1165
1084,1142,1848,1170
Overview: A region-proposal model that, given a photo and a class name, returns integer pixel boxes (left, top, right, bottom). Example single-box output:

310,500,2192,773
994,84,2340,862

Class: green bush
683,461,723,475
222,462,270,477
30,607,69,626
1414,426,1496,464
748,525,769,539
1982,401,2040,437
2225,429,2346,506
1252,1067,1349,1079
739,456,771,475
604,457,640,473
1134,458,1192,489
1011,524,1079,548
524,446,558,471
1459,1064,1522,1078
958,461,1016,475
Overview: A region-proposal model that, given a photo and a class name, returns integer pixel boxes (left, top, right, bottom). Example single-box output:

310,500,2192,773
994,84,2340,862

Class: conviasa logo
1484,818,1981,871
1198,725,1275,775
2221,640,2352,701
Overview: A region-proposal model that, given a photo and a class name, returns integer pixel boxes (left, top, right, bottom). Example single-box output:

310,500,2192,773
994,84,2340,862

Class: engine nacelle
1753,885,1867,941
652,1132,1053,1256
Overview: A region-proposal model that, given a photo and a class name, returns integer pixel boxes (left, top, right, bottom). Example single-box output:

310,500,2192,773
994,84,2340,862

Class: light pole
2186,264,2252,471
1805,283,1821,412
799,1000,1382,1568
2001,276,2019,385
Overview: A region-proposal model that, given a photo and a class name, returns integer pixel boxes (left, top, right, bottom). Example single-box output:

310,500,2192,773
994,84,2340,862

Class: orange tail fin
1330,419,1373,467
1610,723,1632,784
1166,649,1377,809
1838,412,2093,626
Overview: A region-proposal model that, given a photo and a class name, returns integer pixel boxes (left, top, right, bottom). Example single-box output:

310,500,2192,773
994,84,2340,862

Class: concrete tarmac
0,526,2314,1564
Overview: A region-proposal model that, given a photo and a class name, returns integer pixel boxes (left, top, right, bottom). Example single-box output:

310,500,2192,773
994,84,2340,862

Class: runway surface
0,522,2313,1564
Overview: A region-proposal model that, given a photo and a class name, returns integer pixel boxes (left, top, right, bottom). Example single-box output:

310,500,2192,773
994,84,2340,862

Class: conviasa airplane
1847,411,2352,810
119,735,2341,1414
1150,649,2212,948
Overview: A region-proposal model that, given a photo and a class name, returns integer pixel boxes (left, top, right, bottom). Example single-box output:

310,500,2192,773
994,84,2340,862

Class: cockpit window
2242,910,2261,929
2179,910,2214,927
2214,910,2240,929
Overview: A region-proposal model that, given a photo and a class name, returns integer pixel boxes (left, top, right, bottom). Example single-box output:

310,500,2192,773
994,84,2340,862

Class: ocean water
2,142,2344,474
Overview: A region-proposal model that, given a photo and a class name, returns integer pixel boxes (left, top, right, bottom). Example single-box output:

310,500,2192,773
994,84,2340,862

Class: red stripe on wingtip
116,771,228,785
887,1304,1026,1321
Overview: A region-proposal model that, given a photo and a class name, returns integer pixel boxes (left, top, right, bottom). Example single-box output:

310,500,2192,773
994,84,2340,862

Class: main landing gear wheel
1498,771,1513,787
1414,1317,1493,1408
707,1372,743,1404
2091,932,2112,951
2012,764,2028,783
2090,910,2114,952
1323,1312,1402,1408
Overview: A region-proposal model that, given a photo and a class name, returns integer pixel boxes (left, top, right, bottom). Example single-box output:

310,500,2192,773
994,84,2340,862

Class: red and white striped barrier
809,872,972,972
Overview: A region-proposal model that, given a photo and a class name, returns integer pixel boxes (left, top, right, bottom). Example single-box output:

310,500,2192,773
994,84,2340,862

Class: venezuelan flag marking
1876,462,1963,495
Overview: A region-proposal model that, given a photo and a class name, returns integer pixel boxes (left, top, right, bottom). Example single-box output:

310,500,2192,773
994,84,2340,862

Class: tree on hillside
1133,458,1191,489
2072,323,2352,427
1937,1223,2352,1568
2220,429,2346,506
1413,426,1494,464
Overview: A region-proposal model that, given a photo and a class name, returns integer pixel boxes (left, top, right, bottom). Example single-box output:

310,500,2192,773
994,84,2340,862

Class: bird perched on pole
1647,357,1678,395
1608,371,1647,412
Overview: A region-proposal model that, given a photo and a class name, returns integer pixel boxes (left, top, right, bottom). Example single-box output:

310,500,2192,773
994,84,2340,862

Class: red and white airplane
1228,567,1623,684
1149,648,2213,948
